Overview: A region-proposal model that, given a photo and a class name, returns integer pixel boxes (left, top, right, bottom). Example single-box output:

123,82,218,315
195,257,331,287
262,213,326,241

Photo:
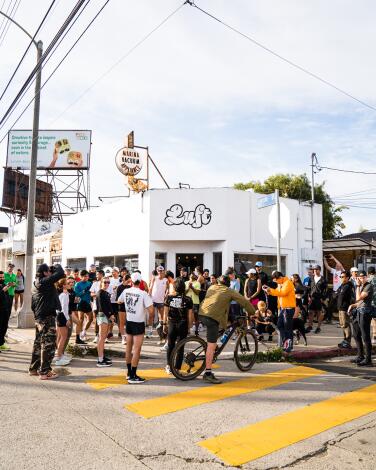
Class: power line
187,1,376,113
0,0,21,48
316,164,376,175
0,0,14,42
0,0,57,104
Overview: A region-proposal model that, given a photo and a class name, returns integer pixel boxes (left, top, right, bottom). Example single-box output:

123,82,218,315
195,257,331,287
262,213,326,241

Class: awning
323,238,376,251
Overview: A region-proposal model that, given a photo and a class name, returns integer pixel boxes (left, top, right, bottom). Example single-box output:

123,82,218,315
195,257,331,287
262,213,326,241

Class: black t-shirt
116,283,131,312
337,281,353,311
165,294,193,322
88,272,96,283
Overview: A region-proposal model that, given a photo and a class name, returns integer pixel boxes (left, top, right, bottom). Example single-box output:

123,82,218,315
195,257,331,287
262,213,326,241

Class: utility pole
275,189,281,271
310,153,316,250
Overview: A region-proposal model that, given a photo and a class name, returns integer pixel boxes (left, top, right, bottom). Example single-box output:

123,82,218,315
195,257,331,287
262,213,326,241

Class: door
176,253,204,276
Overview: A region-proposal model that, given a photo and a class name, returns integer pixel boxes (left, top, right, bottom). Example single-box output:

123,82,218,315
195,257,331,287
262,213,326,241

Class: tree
234,174,346,239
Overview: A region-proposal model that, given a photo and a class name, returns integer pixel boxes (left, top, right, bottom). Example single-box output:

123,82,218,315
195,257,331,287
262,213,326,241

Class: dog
293,317,308,346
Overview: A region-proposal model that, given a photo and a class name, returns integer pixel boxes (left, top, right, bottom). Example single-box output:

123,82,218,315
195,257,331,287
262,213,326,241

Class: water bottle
220,329,230,344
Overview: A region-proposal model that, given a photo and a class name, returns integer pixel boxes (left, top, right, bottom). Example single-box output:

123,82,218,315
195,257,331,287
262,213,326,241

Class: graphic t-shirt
108,277,121,303
165,295,193,322
330,268,342,292
151,277,168,303
185,280,201,305
118,287,153,323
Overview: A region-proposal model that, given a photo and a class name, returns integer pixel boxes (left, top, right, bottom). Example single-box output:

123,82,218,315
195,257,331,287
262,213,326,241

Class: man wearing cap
350,267,359,291
255,262,268,301
88,264,97,283
4,263,17,318
118,272,154,383
264,271,296,352
306,265,327,334
107,267,121,339
29,263,65,379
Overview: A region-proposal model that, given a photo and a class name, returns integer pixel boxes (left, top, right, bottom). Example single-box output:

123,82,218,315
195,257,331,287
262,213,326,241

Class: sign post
275,189,281,272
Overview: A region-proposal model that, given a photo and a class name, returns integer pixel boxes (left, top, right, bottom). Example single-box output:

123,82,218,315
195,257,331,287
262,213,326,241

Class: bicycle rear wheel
234,329,258,371
170,336,207,381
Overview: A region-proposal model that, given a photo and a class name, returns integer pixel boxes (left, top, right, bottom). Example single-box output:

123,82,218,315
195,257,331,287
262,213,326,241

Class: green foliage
234,174,346,239
256,347,284,363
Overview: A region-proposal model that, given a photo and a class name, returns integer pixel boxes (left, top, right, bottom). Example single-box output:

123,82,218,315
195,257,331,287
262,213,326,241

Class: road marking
126,366,322,418
199,382,376,466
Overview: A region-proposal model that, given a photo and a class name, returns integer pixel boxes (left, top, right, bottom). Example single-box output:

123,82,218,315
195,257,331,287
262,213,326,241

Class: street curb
284,346,358,361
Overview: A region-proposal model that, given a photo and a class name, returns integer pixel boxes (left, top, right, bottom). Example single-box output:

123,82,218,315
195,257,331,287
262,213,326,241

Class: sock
127,363,132,376
98,356,103,362
131,366,137,378
205,368,212,376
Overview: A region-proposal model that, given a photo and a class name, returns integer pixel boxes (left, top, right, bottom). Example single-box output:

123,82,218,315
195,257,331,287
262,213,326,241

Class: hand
356,278,361,287
348,304,355,313
66,320,72,328
109,315,115,322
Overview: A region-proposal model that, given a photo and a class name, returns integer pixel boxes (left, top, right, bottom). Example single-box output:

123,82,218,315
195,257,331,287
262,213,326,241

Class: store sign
115,147,146,176
164,204,212,229
7,130,91,169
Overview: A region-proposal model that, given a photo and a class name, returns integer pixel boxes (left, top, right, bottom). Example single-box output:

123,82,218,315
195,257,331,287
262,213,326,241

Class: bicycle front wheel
170,336,207,381
234,329,258,371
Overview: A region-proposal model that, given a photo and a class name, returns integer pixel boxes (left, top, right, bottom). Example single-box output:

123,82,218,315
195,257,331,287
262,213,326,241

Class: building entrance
176,253,204,276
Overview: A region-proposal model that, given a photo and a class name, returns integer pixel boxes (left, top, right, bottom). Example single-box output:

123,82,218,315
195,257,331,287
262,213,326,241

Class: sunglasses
104,281,110,284
340,275,347,278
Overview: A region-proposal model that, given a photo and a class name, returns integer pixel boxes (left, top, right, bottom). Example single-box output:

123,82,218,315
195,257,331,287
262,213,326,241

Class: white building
62,187,322,277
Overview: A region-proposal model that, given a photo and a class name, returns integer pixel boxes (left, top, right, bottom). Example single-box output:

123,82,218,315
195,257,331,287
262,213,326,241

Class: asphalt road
1,332,376,470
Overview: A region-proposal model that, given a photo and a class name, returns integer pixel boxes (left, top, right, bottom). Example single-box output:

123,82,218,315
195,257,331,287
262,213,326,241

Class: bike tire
234,329,258,371
170,335,207,381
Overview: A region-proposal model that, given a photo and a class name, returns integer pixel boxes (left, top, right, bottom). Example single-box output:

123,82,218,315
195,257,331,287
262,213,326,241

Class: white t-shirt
90,280,101,310
59,292,70,321
330,268,342,292
118,287,153,323
109,277,121,303
151,277,168,303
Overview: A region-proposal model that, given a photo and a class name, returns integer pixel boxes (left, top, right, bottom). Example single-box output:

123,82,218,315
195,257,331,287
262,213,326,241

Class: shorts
77,301,92,313
199,315,219,343
309,299,322,311
56,312,68,327
153,302,164,309
126,321,145,336
111,303,119,314
15,290,24,294
96,313,110,325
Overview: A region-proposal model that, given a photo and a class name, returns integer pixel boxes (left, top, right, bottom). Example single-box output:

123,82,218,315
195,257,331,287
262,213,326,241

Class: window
234,253,286,276
67,257,87,270
51,255,62,265
213,252,222,276
35,258,44,271
94,256,114,269
155,252,167,269
94,255,139,271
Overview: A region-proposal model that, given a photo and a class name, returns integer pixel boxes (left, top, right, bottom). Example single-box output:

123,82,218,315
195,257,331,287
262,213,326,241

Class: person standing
74,270,93,343
29,263,65,379
264,271,296,353
0,271,11,351
185,272,201,335
367,266,376,345
14,268,25,311
337,270,354,349
324,254,344,294
4,263,17,318
118,272,154,383
350,267,359,291
225,267,241,321
116,274,132,345
107,267,121,339
348,270,374,367
244,269,261,306
88,264,97,283
306,265,327,334
90,269,105,344
255,261,268,302
95,278,114,367
54,279,71,366
150,266,168,344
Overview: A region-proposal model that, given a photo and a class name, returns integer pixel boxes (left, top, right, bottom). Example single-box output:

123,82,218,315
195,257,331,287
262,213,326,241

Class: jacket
31,264,65,320
337,281,354,311
199,283,255,329
268,277,296,309
310,276,327,301
96,290,113,318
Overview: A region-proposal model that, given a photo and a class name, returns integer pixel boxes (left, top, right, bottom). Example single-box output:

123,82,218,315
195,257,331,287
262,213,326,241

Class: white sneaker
165,365,171,375
52,355,58,364
55,358,70,366
122,335,127,345
92,335,98,344
198,323,203,332
160,342,168,352
62,354,72,362
80,331,86,341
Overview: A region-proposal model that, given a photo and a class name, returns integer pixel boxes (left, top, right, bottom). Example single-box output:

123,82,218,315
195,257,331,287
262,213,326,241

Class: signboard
268,202,290,239
6,130,91,169
1,168,53,219
115,146,147,176
257,193,276,209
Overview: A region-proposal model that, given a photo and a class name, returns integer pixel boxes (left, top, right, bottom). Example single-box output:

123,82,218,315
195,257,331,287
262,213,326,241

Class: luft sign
164,204,212,229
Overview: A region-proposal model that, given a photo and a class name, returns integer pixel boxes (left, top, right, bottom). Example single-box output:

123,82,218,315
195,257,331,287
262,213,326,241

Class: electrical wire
0,0,14,42
0,0,57,104
187,1,376,113
316,164,376,175
0,0,21,48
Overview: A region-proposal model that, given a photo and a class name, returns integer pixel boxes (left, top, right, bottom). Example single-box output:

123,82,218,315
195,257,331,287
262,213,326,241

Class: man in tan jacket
199,275,255,383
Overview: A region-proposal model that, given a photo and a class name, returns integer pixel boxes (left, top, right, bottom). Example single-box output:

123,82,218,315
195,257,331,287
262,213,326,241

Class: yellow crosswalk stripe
199,382,376,466
126,366,322,418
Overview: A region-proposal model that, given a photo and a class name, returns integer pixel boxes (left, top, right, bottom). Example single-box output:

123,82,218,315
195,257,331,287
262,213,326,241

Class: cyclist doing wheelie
199,275,255,384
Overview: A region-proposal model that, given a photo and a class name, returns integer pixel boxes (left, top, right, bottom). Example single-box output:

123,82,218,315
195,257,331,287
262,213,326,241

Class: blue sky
1,0,376,233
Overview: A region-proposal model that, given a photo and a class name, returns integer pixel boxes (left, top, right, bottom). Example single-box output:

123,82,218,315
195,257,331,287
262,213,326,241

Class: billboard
1,169,53,219
6,130,91,169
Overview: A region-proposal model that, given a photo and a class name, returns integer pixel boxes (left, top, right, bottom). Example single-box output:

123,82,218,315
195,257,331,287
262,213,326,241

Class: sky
0,0,376,235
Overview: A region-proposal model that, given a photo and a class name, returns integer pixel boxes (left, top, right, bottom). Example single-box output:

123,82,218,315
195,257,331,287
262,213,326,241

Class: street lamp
0,11,43,328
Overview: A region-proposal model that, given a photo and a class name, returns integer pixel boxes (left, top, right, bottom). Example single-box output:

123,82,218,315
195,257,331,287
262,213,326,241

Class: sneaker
0,344,10,351
283,339,293,353
268,335,273,342
357,359,373,367
258,335,264,342
165,365,171,375
97,359,112,368
338,341,351,349
80,331,86,341
29,369,39,376
103,356,112,363
128,375,146,384
350,356,364,364
198,323,203,332
55,358,70,366
157,340,164,346
203,372,222,384
314,327,321,334
121,335,127,345
92,335,98,344
62,354,72,362
107,333,113,339
118,333,122,339
75,337,87,345
305,326,312,333
105,338,109,343
160,342,168,352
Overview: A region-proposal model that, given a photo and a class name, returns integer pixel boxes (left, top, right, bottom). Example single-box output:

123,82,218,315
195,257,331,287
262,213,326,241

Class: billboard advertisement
1,168,53,219
6,130,91,169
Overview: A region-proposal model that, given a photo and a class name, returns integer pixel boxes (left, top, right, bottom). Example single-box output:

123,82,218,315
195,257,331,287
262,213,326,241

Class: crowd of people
1,254,375,383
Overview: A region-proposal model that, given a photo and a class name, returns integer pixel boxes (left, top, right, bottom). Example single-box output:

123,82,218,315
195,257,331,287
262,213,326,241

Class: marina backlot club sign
164,203,212,229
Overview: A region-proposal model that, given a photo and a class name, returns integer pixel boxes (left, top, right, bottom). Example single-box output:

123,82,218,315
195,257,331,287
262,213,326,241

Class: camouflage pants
29,315,56,375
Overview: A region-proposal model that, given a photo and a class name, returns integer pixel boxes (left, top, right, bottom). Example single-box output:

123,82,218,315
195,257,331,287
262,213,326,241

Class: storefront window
94,256,113,269
234,253,286,276
51,255,62,264
155,252,167,269
67,257,87,270
94,255,139,271
213,252,222,276
35,258,44,271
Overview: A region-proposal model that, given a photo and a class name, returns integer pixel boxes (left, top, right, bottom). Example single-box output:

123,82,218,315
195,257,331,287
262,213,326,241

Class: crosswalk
86,364,376,466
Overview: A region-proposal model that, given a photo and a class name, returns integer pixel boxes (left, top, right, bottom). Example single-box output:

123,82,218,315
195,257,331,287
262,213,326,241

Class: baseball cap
156,265,165,272
112,266,119,272
350,267,358,273
131,272,142,283
246,268,257,275
313,264,321,270
255,261,263,267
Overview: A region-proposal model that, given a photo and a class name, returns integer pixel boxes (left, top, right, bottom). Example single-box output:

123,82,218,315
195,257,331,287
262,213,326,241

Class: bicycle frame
213,315,247,360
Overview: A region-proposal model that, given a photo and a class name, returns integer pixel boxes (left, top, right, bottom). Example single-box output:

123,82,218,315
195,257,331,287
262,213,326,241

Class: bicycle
169,314,258,381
